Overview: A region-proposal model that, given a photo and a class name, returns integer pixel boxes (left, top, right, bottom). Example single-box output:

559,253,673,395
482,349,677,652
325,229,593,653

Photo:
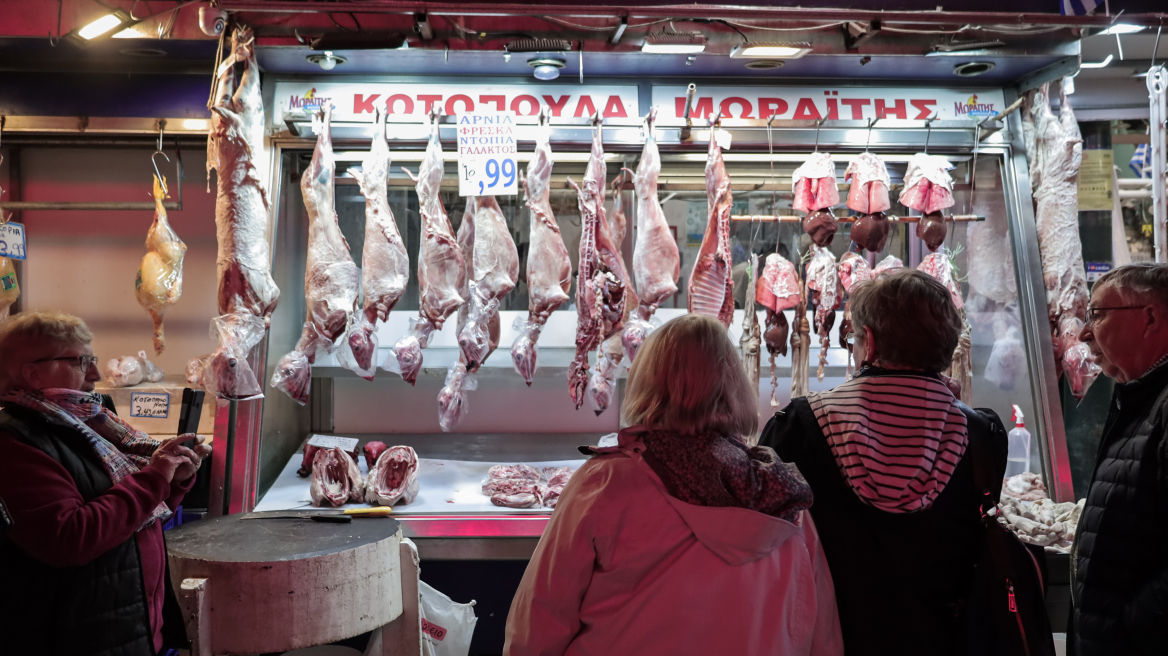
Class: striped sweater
806,373,968,513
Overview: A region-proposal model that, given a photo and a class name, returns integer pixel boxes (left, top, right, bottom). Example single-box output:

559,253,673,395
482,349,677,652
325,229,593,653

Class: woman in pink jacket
505,314,842,655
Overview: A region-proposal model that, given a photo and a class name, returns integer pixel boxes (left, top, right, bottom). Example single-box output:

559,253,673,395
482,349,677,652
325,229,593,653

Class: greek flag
1060,0,1100,16
1130,143,1152,178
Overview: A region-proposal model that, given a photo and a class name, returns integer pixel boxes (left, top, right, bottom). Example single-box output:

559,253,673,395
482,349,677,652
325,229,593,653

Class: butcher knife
239,507,394,522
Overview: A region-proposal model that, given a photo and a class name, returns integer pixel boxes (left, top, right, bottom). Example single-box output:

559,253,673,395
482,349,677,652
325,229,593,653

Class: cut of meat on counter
298,443,360,478
348,108,410,380
362,441,388,471
756,253,802,408
805,245,841,381
200,27,280,401
271,104,361,406
567,120,628,410
512,115,572,386
309,447,365,507
1023,80,1099,400
135,173,187,355
623,107,680,363
687,124,735,328
385,112,466,386
481,464,575,509
365,445,420,506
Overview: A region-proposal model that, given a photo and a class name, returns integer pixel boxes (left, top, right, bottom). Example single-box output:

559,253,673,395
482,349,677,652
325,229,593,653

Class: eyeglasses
844,332,857,349
1085,305,1145,325
34,355,99,372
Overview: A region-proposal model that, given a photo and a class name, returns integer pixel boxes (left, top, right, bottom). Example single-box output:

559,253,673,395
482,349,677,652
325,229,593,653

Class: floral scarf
2,388,171,527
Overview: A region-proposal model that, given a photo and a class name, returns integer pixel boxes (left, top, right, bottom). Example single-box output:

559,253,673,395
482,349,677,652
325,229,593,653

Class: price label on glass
457,112,518,197
0,222,27,261
130,392,170,418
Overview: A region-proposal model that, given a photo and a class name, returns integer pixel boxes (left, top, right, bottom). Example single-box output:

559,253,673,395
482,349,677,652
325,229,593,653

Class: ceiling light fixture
1080,54,1113,69
729,43,812,59
1099,24,1144,35
642,33,707,54
306,51,347,71
528,57,566,80
64,8,139,46
952,61,996,77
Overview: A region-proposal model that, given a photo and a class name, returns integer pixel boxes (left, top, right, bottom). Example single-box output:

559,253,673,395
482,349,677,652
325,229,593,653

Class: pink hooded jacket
504,434,843,656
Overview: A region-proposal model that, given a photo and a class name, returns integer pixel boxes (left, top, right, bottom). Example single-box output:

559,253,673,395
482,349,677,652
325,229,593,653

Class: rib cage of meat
383,113,466,386
589,169,638,414
623,108,681,362
512,120,571,385
348,108,410,378
136,173,187,355
458,196,519,371
792,152,840,213
687,127,734,328
271,105,361,405
309,447,365,507
900,153,956,214
844,152,892,215
805,245,841,381
1024,81,1098,399
365,445,420,506
566,121,628,409
201,27,280,400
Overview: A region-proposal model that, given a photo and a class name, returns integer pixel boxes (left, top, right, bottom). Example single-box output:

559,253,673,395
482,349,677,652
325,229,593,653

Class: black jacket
0,405,182,656
1071,361,1168,656
759,371,1007,656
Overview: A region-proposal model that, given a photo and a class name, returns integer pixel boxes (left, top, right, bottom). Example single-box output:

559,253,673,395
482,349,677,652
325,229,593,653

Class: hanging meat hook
152,119,169,196
813,117,826,152
923,114,937,154
865,117,880,152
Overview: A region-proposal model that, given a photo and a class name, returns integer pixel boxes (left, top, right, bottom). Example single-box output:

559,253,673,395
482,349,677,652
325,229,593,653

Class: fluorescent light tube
1080,54,1113,69
731,44,812,59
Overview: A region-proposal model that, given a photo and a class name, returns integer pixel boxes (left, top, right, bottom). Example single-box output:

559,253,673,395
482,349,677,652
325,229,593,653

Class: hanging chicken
201,27,280,400
688,121,734,327
567,118,628,409
136,173,187,355
756,253,802,407
271,105,361,405
805,245,840,381
384,111,466,386
623,108,680,361
793,152,840,247
1024,80,1099,400
512,114,571,385
845,152,892,253
346,108,409,379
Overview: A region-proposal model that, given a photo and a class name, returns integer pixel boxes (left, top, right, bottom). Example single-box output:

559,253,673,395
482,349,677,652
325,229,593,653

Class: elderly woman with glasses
0,311,210,655
759,269,1008,656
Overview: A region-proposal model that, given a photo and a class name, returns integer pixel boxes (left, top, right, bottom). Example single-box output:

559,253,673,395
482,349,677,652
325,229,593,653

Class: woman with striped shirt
759,268,1007,656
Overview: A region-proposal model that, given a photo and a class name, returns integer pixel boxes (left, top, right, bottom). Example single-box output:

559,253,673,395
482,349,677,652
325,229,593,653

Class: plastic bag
419,580,477,656
204,313,266,401
510,316,542,385
103,351,165,388
186,353,211,389
384,316,437,385
437,362,478,432
621,316,658,363
137,351,164,383
984,326,1025,391
344,313,379,380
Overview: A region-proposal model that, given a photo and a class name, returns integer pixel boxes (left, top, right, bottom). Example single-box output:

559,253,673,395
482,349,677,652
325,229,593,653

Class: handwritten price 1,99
477,158,515,194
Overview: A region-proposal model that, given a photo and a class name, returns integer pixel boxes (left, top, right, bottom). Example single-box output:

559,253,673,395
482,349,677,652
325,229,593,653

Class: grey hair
0,311,94,394
850,269,963,373
1095,263,1168,307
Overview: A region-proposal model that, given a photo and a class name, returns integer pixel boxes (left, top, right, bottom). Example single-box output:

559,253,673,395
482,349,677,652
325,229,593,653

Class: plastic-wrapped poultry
687,125,735,327
135,174,187,355
623,108,680,362
202,27,280,400
756,253,802,408
566,120,628,409
104,351,165,388
900,153,956,215
309,447,365,507
805,245,840,380
365,445,420,506
1024,81,1097,399
844,152,891,215
272,105,360,405
384,112,466,385
347,108,409,379
512,115,571,385
0,256,19,320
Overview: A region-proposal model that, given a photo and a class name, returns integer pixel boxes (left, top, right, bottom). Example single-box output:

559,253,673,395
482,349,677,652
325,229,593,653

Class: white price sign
457,113,518,197
307,434,360,452
130,392,170,418
0,222,27,261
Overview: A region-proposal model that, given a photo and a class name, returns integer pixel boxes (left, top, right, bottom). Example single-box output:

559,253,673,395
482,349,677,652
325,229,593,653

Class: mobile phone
177,388,205,449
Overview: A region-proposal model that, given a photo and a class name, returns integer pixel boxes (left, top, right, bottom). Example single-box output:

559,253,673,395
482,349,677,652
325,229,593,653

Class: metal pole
1149,66,1167,262
222,400,238,515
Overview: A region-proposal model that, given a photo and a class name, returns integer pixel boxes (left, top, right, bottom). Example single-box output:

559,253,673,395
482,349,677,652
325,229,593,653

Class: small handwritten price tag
307,434,360,452
0,222,27,261
457,112,518,197
130,392,170,418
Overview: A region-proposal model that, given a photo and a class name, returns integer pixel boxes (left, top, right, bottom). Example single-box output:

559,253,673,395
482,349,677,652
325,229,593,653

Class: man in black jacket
1073,262,1168,655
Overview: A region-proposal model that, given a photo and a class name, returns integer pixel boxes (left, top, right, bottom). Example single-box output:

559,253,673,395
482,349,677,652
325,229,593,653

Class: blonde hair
0,311,94,393
621,314,758,439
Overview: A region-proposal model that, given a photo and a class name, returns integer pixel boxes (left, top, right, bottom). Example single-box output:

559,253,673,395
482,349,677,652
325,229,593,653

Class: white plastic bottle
1006,404,1031,478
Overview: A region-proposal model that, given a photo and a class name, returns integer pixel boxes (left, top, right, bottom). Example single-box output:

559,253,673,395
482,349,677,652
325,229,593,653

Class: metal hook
156,119,166,154
591,111,602,128
710,111,722,128
813,117,825,152
865,117,880,151
923,114,937,154
538,105,550,128
152,151,171,196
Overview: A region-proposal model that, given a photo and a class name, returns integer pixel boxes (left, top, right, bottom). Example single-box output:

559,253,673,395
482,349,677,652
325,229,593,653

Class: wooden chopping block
166,514,404,655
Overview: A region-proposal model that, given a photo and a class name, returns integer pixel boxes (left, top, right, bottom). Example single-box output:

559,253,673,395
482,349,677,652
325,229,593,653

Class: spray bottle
1006,404,1031,478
